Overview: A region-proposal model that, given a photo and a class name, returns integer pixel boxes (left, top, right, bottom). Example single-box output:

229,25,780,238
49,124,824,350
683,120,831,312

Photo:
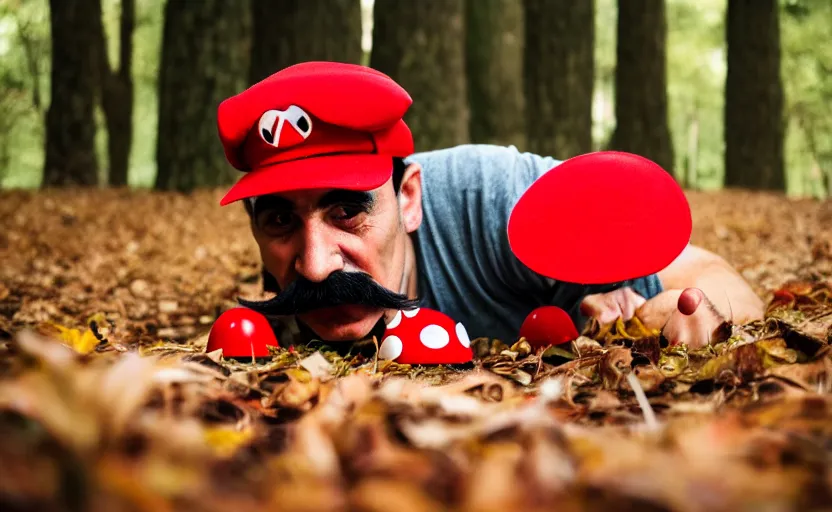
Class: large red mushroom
378,307,473,365
206,307,279,359
507,151,692,285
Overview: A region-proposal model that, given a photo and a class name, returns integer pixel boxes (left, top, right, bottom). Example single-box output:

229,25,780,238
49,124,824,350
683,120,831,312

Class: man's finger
620,290,647,320
580,294,621,324
663,292,726,348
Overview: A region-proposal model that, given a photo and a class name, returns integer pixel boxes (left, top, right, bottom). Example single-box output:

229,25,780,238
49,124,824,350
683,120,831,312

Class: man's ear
398,162,423,233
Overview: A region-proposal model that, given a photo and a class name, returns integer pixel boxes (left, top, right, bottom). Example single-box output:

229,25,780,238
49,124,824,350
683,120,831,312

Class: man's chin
298,305,385,342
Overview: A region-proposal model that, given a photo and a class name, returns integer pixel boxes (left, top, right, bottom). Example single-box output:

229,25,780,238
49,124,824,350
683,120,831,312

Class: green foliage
780,0,832,197
594,0,727,189
666,0,727,190
592,0,617,149
103,0,164,187
0,0,49,187
0,0,829,196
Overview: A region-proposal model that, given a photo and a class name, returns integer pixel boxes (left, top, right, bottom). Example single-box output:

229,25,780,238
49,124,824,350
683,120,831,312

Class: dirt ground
0,188,831,511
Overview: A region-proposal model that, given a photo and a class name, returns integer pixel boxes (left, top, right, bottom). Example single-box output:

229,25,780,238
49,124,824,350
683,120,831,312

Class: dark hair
392,157,407,194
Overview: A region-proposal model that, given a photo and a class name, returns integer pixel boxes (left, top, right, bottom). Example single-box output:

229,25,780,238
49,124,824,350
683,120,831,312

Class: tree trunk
523,0,594,159
685,110,699,189
93,0,135,187
371,0,468,152
609,0,675,173
249,0,362,85
723,0,785,191
466,0,525,149
155,0,252,192
43,0,100,187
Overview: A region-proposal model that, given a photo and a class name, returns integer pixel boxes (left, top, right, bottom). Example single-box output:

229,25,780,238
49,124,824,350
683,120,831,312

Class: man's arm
649,244,764,325
580,244,764,347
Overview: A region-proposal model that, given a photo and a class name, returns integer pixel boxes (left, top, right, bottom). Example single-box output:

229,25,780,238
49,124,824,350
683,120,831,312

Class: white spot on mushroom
419,324,449,349
403,308,421,318
455,322,470,348
378,335,403,360
386,310,402,329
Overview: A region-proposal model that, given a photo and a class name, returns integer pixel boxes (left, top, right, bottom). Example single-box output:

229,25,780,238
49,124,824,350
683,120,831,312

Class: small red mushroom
378,307,473,365
206,307,279,359
519,306,579,349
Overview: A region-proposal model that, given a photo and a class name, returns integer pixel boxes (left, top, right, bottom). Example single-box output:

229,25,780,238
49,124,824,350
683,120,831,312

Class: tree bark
609,0,675,173
523,0,595,159
466,0,525,149
723,0,785,191
92,0,135,187
43,0,100,187
154,0,252,192
249,0,362,85
371,0,468,152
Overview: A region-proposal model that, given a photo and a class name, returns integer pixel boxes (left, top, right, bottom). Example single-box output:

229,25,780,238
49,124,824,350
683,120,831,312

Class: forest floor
0,188,831,511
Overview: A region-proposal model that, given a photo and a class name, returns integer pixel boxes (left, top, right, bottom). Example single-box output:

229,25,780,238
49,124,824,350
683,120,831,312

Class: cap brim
507,151,692,284
220,154,394,206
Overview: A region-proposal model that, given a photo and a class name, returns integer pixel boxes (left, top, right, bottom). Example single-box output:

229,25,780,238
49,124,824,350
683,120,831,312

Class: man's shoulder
407,144,561,192
408,143,521,161
408,143,557,172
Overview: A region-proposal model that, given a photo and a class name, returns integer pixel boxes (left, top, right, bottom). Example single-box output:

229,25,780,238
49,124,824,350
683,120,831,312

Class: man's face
248,176,417,342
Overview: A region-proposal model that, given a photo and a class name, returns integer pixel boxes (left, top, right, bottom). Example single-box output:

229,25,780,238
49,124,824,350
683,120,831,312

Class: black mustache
237,271,420,316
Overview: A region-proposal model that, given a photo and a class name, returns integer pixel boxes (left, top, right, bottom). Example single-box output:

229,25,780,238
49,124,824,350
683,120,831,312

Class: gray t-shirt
407,144,663,342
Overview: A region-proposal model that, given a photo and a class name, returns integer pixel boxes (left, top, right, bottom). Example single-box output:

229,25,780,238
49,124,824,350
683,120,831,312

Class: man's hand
580,287,727,349
579,287,647,325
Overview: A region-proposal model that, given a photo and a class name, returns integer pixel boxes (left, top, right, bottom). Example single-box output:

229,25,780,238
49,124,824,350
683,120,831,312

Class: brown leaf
350,478,445,512
734,343,765,382
599,348,633,390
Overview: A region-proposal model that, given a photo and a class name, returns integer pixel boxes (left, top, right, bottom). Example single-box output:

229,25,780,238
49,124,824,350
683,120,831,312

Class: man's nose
294,225,343,283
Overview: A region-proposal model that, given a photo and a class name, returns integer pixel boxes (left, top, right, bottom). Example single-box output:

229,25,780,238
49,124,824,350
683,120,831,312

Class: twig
626,372,659,431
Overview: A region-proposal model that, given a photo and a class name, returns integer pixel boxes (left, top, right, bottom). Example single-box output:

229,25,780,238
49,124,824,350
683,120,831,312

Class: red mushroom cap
378,307,473,365
507,151,692,284
206,307,279,358
519,306,579,349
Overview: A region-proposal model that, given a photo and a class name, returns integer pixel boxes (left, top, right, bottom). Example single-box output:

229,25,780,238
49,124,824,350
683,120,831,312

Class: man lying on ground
214,62,764,351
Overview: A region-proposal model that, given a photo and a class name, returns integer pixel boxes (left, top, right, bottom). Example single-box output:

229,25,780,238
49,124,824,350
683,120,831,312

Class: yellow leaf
85,312,109,327
284,367,312,383
47,323,100,354
203,426,253,458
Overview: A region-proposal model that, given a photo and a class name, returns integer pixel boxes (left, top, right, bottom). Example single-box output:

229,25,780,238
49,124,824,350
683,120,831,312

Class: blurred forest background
0,0,829,197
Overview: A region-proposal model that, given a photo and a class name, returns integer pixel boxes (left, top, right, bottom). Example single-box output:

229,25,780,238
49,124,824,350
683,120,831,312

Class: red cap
217,61,414,206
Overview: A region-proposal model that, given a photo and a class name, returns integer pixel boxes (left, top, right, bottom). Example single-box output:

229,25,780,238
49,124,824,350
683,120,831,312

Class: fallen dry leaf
0,188,830,510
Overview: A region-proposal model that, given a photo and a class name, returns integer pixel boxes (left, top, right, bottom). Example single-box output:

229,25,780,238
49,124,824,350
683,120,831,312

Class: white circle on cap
455,323,470,348
386,310,402,329
419,324,449,349
378,336,403,360
403,308,420,318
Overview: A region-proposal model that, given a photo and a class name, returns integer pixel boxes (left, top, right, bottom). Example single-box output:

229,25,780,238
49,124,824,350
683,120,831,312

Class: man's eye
257,210,295,234
331,205,364,221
